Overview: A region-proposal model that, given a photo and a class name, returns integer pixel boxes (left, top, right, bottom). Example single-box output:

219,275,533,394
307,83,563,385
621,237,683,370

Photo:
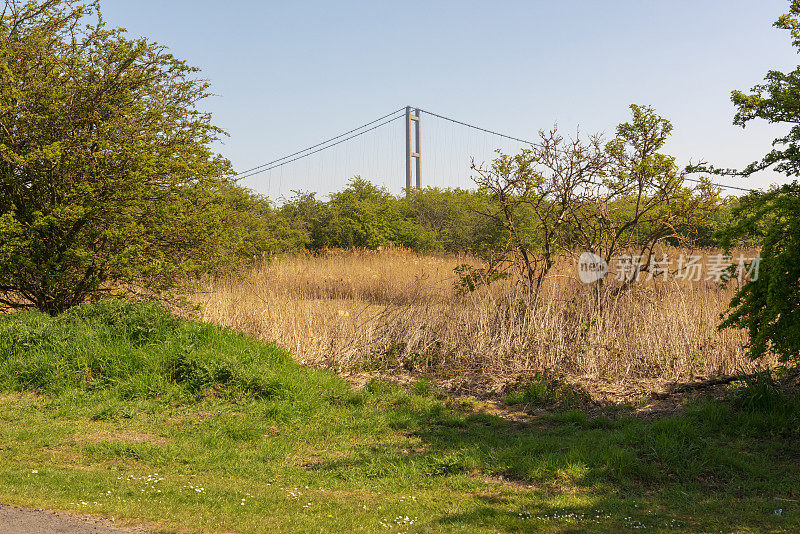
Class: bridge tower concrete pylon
405,106,421,195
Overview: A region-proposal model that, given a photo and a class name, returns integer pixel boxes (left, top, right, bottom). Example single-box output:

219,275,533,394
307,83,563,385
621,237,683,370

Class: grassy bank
0,300,797,532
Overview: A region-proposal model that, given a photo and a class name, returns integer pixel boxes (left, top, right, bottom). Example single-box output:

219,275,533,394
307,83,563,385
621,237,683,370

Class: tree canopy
0,0,264,313
471,105,718,293
721,0,800,177
715,0,800,365
719,183,800,364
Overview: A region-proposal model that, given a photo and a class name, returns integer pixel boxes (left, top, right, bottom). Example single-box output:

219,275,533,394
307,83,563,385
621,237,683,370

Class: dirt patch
481,474,538,490
342,369,749,423
82,432,170,446
342,370,672,403
0,393,42,404
477,399,535,423
346,369,745,404
166,411,214,426
0,504,153,533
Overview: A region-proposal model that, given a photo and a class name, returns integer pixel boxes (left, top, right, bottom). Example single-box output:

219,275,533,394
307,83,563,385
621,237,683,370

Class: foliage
596,105,720,275
0,0,265,313
472,140,587,293
472,105,719,294
723,0,800,177
677,196,744,248
718,183,800,364
713,2,800,365
405,187,506,253
279,171,728,266
280,182,515,254
283,178,439,250
452,263,509,292
207,184,309,258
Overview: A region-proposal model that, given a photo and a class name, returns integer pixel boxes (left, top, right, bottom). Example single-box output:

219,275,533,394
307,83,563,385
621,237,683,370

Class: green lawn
0,300,797,533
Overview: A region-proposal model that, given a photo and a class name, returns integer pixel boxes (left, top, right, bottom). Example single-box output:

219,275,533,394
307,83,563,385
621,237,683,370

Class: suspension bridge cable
416,106,756,193
235,107,406,177
416,107,542,147
236,113,405,180
237,104,756,193
684,179,753,192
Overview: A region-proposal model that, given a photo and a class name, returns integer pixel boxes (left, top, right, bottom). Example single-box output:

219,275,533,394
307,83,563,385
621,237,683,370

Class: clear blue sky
102,0,798,198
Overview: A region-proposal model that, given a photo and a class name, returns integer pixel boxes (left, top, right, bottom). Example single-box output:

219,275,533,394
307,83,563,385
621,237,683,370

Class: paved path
0,505,150,534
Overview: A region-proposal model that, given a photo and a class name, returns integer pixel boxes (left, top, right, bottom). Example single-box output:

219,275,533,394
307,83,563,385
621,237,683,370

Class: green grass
503,372,591,409
0,299,798,532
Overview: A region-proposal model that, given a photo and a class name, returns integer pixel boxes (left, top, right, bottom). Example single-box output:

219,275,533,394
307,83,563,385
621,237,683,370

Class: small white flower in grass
31,470,38,474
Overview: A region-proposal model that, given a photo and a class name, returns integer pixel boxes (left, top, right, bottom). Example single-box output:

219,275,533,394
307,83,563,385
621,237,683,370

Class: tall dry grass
194,248,767,384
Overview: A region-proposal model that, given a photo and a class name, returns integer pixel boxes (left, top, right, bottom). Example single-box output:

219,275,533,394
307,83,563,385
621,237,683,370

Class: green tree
594,105,719,278
473,105,718,294
292,177,439,250
726,1,800,177
202,184,309,260
280,191,324,247
0,0,243,313
714,1,800,364
405,187,506,253
719,184,800,364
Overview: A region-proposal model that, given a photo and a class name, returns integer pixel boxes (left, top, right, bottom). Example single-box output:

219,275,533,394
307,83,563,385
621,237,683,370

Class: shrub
0,1,261,314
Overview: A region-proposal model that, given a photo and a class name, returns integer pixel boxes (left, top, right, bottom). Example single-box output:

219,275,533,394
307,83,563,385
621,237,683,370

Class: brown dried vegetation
194,248,768,386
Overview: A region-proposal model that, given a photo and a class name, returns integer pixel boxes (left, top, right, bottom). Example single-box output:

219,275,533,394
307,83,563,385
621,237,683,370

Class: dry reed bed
194,248,766,385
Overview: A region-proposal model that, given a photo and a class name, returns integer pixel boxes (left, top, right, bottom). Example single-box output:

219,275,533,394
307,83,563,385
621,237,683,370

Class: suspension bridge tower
405,106,421,194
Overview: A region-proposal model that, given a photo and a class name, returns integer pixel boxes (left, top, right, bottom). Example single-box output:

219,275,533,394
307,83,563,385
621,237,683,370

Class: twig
668,368,800,394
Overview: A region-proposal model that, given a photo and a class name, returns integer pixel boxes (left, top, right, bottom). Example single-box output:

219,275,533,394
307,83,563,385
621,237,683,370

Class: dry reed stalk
193,247,770,384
